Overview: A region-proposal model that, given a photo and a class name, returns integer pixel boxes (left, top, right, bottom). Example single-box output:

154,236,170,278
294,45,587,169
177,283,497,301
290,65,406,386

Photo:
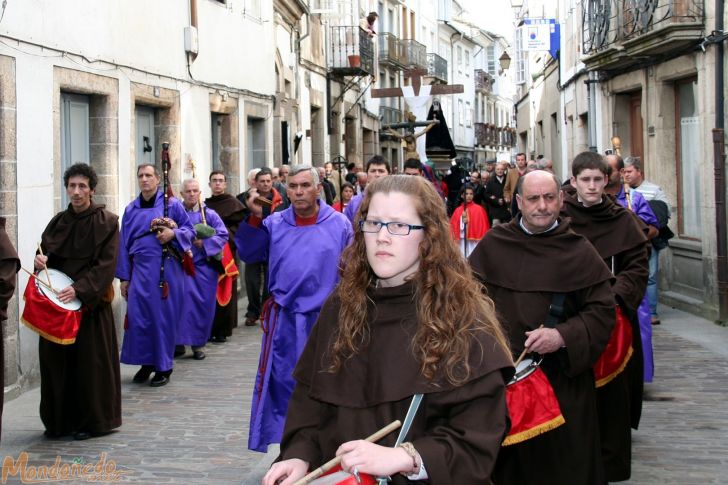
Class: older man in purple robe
117,164,194,387
175,179,228,361
236,164,353,453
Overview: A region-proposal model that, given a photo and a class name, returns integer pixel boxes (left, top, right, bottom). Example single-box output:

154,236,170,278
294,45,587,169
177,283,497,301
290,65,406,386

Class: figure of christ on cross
372,68,464,162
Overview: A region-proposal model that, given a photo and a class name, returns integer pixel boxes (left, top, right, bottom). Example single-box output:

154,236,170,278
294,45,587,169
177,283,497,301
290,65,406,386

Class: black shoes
244,316,258,326
192,350,206,360
210,335,227,343
174,345,186,357
132,365,154,383
150,370,172,387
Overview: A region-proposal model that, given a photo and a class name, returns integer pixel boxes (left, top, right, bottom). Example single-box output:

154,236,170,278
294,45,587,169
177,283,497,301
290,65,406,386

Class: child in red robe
450,186,490,257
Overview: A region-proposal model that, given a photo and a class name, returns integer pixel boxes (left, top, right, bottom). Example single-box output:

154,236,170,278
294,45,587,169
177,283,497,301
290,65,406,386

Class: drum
310,466,376,485
593,305,633,388
503,357,566,446
21,269,83,345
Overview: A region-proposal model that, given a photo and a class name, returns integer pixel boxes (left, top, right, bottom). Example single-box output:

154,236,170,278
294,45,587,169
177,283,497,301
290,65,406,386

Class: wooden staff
292,420,402,485
159,142,171,295
514,324,545,367
37,243,55,293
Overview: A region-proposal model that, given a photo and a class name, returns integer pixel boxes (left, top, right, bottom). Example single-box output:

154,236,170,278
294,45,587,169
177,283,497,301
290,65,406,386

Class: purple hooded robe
236,201,353,452
117,191,193,372
177,206,228,347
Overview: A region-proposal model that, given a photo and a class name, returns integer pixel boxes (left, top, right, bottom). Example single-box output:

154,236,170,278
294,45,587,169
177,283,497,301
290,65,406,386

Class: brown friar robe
469,217,615,485
561,188,649,482
204,194,246,336
279,282,514,484
0,218,20,439
38,203,121,436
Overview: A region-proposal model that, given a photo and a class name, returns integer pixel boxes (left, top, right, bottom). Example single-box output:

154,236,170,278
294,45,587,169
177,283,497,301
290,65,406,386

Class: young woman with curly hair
264,175,513,485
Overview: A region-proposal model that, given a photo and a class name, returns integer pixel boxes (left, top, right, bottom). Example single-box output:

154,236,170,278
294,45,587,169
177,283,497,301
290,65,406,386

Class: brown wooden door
630,93,644,163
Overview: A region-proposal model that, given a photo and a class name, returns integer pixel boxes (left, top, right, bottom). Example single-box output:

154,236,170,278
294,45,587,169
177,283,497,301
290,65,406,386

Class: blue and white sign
521,18,560,59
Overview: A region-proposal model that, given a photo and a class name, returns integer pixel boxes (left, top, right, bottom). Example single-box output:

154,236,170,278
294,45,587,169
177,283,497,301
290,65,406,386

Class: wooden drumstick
514,324,544,367
37,243,56,293
21,267,55,293
292,420,402,485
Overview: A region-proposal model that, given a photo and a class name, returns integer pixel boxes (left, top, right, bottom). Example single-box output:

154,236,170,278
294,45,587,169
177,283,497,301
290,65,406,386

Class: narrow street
1,303,727,484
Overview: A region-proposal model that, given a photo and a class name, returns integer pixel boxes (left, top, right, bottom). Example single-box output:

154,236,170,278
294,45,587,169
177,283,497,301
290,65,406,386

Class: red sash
503,365,566,446
21,278,83,345
593,305,633,387
216,243,239,306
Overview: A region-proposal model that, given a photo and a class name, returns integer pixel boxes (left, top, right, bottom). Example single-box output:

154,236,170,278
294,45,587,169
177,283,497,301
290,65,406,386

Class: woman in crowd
332,182,355,213
263,175,513,484
450,185,490,258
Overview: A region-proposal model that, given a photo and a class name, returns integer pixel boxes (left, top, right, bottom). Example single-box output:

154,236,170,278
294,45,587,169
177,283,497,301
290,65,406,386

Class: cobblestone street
1,303,727,484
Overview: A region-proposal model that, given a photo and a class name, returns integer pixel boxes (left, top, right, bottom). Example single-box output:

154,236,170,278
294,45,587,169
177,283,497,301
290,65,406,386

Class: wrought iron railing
400,39,427,70
379,105,403,127
582,0,704,55
378,33,405,69
329,26,374,74
474,69,493,94
427,53,448,82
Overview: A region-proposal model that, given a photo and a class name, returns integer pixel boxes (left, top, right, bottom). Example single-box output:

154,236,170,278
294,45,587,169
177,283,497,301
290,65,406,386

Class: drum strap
376,394,423,485
545,293,567,328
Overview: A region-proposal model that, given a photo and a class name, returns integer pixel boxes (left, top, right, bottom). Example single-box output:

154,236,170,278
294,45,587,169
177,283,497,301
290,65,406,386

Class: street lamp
499,51,512,72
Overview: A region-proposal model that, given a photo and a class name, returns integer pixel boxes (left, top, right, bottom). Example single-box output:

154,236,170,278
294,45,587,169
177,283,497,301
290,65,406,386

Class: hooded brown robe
561,188,649,482
469,218,615,485
38,203,121,436
204,194,245,336
0,218,20,439
279,282,514,484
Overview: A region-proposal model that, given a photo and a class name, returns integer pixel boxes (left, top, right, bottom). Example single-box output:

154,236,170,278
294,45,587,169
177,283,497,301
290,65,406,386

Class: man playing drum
34,163,121,440
469,170,616,484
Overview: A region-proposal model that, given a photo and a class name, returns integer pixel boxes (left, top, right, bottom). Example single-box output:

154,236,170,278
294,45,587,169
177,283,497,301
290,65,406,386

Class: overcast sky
459,0,515,41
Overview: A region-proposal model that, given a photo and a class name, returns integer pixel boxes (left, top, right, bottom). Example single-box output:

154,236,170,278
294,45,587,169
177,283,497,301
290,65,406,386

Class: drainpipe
713,0,727,322
586,70,598,152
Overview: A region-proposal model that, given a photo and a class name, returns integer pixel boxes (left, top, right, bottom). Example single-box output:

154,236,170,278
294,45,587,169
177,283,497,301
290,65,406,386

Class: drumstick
37,243,56,293
514,324,545,367
292,420,402,485
21,267,55,293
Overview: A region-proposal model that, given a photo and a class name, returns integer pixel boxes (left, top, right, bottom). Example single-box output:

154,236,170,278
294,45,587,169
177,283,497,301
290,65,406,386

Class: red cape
450,202,490,241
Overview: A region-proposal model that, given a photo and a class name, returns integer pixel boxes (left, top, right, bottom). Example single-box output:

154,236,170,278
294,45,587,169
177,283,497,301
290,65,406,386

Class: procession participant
470,170,615,484
176,179,228,360
332,182,355,213
561,151,649,482
344,156,390,225
35,163,121,439
205,170,246,341
236,164,352,453
243,167,287,327
450,185,490,258
0,217,19,438
264,175,513,485
606,154,659,382
117,164,194,387
483,161,511,226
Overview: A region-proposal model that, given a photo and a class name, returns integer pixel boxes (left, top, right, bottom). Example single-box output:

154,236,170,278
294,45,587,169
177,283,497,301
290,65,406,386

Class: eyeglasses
359,219,425,236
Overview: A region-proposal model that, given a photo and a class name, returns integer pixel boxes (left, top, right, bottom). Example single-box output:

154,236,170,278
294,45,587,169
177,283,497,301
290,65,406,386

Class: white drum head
509,357,538,385
36,269,82,311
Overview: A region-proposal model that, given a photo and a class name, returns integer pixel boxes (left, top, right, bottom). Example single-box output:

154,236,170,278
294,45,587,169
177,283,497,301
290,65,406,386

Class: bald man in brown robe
36,163,121,440
561,152,649,482
469,170,615,485
0,217,20,439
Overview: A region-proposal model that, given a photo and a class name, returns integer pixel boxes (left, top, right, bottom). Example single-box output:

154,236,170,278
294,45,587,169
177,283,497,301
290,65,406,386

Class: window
465,49,470,68
486,45,496,76
244,0,261,19
458,99,464,126
515,28,526,84
675,78,701,238
466,101,472,127
211,113,223,171
60,93,90,206
135,106,155,165
457,45,462,71
247,117,267,169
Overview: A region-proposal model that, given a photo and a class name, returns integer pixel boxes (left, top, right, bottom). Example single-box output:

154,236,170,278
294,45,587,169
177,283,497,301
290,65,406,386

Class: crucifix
371,68,464,161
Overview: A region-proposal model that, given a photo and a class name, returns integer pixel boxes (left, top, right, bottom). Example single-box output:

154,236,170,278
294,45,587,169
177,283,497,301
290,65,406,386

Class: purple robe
177,207,228,347
117,191,193,372
343,192,364,226
615,187,657,382
236,201,353,452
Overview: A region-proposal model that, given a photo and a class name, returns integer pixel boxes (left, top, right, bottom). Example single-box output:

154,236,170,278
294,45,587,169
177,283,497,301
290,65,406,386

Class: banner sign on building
521,18,560,60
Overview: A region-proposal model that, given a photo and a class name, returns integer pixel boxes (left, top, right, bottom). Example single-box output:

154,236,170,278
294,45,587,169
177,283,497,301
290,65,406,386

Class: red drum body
593,305,633,388
21,269,83,345
503,357,566,446
311,466,376,485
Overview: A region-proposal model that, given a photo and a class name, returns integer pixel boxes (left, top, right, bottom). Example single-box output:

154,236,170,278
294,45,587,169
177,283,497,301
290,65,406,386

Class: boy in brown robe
470,170,616,485
35,163,121,440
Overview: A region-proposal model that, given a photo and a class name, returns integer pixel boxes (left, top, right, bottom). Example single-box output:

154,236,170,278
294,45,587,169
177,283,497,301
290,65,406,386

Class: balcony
378,33,405,70
581,0,704,73
400,39,427,70
329,26,375,76
427,53,448,83
474,69,494,94
379,105,403,127
474,122,487,146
